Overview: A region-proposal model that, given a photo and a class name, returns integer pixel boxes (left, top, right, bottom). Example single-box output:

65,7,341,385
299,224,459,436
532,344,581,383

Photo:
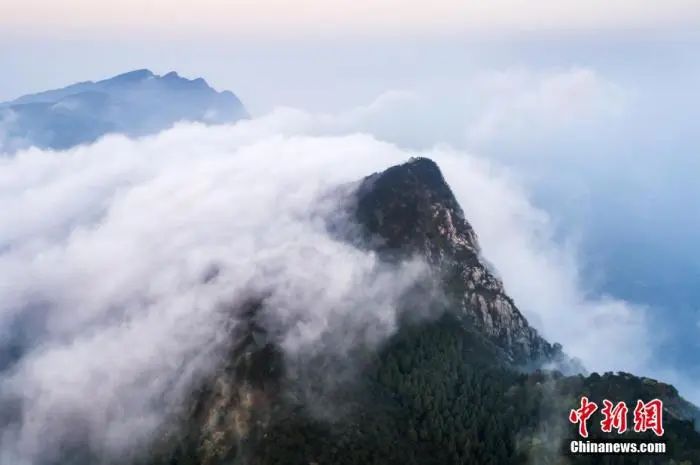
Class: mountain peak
356,156,475,259
104,68,155,83
367,157,454,196
355,157,570,367
0,69,248,152
404,156,447,182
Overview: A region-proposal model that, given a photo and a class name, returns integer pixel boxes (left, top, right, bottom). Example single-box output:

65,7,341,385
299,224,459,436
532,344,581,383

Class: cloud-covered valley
0,70,688,462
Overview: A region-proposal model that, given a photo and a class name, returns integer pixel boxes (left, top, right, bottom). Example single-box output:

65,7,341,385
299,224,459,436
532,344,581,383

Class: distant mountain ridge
0,69,248,152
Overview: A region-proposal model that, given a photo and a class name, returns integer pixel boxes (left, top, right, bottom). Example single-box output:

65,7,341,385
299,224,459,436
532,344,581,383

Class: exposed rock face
154,157,576,463
149,301,283,465
144,157,699,465
354,157,563,366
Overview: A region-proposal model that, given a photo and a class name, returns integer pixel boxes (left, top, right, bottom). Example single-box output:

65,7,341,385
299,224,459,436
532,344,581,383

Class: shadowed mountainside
142,158,699,465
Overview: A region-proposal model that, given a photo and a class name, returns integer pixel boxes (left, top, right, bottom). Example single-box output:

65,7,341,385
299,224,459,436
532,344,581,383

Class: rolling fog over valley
1,1,699,463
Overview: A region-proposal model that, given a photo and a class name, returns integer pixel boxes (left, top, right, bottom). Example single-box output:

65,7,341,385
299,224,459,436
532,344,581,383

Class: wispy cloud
465,67,628,144
0,126,426,464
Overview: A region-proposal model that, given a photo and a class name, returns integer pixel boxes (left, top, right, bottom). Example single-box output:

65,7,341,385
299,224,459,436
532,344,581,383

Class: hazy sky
2,0,700,38
2,0,700,109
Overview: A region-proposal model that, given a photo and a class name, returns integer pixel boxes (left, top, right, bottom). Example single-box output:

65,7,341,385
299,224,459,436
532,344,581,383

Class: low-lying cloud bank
0,84,679,461
0,126,430,463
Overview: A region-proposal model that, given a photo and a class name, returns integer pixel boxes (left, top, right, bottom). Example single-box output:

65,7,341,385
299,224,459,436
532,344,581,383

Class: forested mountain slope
141,158,700,465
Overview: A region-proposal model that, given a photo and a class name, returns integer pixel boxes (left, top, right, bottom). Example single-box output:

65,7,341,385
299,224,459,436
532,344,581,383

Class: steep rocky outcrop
144,157,697,465
354,157,565,366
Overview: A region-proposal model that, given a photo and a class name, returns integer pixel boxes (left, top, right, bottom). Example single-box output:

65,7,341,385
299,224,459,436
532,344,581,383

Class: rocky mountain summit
354,157,567,366
142,158,698,465
8,153,693,465
0,69,248,152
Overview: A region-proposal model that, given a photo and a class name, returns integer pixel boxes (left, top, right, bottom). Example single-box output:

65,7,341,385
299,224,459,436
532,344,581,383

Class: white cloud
465,68,628,144
262,67,629,154
0,108,29,154
0,125,428,464
430,153,651,373
235,96,657,378
0,80,686,461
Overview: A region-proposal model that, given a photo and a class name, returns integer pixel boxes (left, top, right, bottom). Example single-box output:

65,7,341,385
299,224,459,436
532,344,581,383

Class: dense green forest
210,315,700,465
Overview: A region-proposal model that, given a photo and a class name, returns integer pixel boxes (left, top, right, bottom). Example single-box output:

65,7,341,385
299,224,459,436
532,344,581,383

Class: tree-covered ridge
145,158,699,465
251,315,700,465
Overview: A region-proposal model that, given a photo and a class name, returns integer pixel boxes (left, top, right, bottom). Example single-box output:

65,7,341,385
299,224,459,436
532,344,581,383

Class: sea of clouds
0,67,682,463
